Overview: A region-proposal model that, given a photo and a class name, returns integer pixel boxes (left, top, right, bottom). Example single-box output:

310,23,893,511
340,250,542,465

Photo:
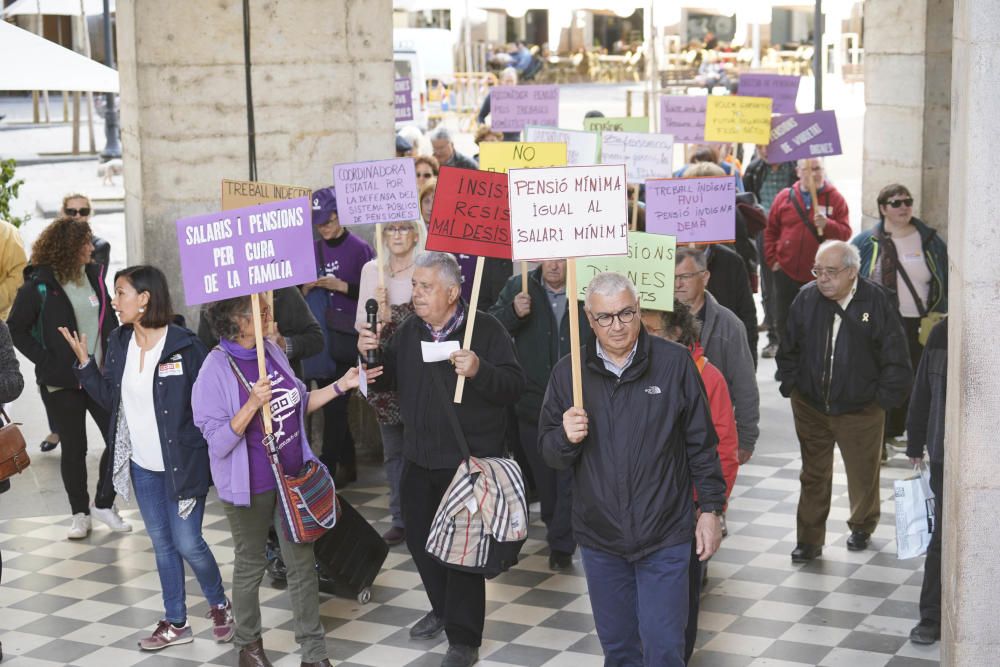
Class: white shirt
892,231,932,317
355,258,415,324
829,278,859,383
121,333,167,471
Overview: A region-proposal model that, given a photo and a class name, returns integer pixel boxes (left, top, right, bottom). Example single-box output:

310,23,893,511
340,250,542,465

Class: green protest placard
584,116,650,134
576,231,677,312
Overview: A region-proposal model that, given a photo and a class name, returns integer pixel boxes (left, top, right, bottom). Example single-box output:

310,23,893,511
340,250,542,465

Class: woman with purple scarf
192,295,373,667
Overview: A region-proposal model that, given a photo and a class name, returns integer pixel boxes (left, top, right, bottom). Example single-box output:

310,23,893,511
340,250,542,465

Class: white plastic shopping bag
894,465,935,559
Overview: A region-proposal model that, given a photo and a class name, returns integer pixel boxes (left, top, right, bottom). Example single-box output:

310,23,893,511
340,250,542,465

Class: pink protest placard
660,96,708,144
490,85,560,132
645,176,736,243
737,73,801,114
175,197,315,306
767,110,843,162
333,158,420,226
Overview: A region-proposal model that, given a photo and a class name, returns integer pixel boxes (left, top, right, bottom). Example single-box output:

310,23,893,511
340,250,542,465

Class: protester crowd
0,121,949,666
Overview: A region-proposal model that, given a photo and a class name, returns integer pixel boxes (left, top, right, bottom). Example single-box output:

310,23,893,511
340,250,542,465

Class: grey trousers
381,422,406,529
222,490,327,662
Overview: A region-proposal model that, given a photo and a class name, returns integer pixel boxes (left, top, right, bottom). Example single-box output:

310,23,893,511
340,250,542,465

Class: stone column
861,0,952,235
117,0,394,318
942,0,1000,663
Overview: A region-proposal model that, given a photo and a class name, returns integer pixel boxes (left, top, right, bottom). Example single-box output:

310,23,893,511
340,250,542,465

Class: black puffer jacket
776,277,913,415
7,263,117,388
539,329,726,561
706,243,758,365
906,318,947,464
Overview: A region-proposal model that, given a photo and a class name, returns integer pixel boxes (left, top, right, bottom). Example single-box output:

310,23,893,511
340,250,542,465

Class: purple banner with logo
660,96,709,144
333,158,420,226
767,110,842,162
394,76,413,122
645,176,736,243
175,197,315,306
490,85,560,132
737,73,801,114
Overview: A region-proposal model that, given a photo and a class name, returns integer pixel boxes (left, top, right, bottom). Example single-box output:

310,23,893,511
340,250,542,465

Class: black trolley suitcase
312,493,390,604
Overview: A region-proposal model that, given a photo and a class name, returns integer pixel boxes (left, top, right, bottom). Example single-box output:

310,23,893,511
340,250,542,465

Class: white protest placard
599,131,675,183
507,164,629,262
523,126,600,165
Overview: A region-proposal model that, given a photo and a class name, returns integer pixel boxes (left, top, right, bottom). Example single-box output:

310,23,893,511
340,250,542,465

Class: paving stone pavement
0,449,940,666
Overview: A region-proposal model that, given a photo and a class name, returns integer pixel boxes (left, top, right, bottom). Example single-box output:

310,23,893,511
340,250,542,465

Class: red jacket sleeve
701,361,740,499
820,187,852,241
763,189,787,266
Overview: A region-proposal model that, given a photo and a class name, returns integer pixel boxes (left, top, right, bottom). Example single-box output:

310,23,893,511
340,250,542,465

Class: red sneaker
207,599,235,642
138,620,193,651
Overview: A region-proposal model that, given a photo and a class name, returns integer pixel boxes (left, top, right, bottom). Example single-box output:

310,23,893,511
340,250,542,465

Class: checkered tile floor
0,450,940,666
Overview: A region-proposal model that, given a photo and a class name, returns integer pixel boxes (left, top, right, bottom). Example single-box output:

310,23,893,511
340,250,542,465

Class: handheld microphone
365,298,381,366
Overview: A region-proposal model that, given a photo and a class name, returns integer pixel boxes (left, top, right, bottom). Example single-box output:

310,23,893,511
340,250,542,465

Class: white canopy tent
1,0,114,17
0,20,119,92
0,20,118,154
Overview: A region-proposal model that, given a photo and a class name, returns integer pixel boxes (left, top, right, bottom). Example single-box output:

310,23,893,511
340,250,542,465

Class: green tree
0,159,29,228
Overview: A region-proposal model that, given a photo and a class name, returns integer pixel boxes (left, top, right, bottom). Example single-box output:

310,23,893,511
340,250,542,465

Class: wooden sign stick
566,258,584,408
250,293,274,434
454,256,485,403
806,169,822,237
374,223,386,288
630,185,640,232
521,261,529,294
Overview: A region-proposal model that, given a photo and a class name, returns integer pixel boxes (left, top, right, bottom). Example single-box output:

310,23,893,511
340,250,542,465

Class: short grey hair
429,126,453,143
796,157,824,169
203,295,253,342
675,246,708,271
816,240,860,270
585,272,638,308
415,251,462,288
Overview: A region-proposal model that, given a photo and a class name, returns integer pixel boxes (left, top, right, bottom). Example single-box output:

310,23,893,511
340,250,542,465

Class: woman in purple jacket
192,295,372,667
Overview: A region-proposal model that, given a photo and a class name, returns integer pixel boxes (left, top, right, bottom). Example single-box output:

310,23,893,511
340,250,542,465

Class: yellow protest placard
704,96,773,144
221,178,312,211
478,142,568,174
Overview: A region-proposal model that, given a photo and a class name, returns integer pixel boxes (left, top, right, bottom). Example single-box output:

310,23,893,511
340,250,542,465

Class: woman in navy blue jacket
59,265,235,653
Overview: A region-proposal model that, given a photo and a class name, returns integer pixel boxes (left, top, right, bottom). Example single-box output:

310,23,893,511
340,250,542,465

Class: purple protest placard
490,85,559,132
660,96,709,144
394,76,413,122
737,73,801,114
175,197,315,306
333,158,420,226
767,110,842,162
645,176,736,243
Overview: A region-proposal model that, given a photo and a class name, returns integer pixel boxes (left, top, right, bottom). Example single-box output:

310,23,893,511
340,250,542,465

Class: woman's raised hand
57,327,90,365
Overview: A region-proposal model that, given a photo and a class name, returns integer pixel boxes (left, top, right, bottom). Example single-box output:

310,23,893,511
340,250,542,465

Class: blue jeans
581,541,691,666
131,462,226,624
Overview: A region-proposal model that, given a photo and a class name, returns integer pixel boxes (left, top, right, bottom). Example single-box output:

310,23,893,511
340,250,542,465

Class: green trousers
222,489,327,662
